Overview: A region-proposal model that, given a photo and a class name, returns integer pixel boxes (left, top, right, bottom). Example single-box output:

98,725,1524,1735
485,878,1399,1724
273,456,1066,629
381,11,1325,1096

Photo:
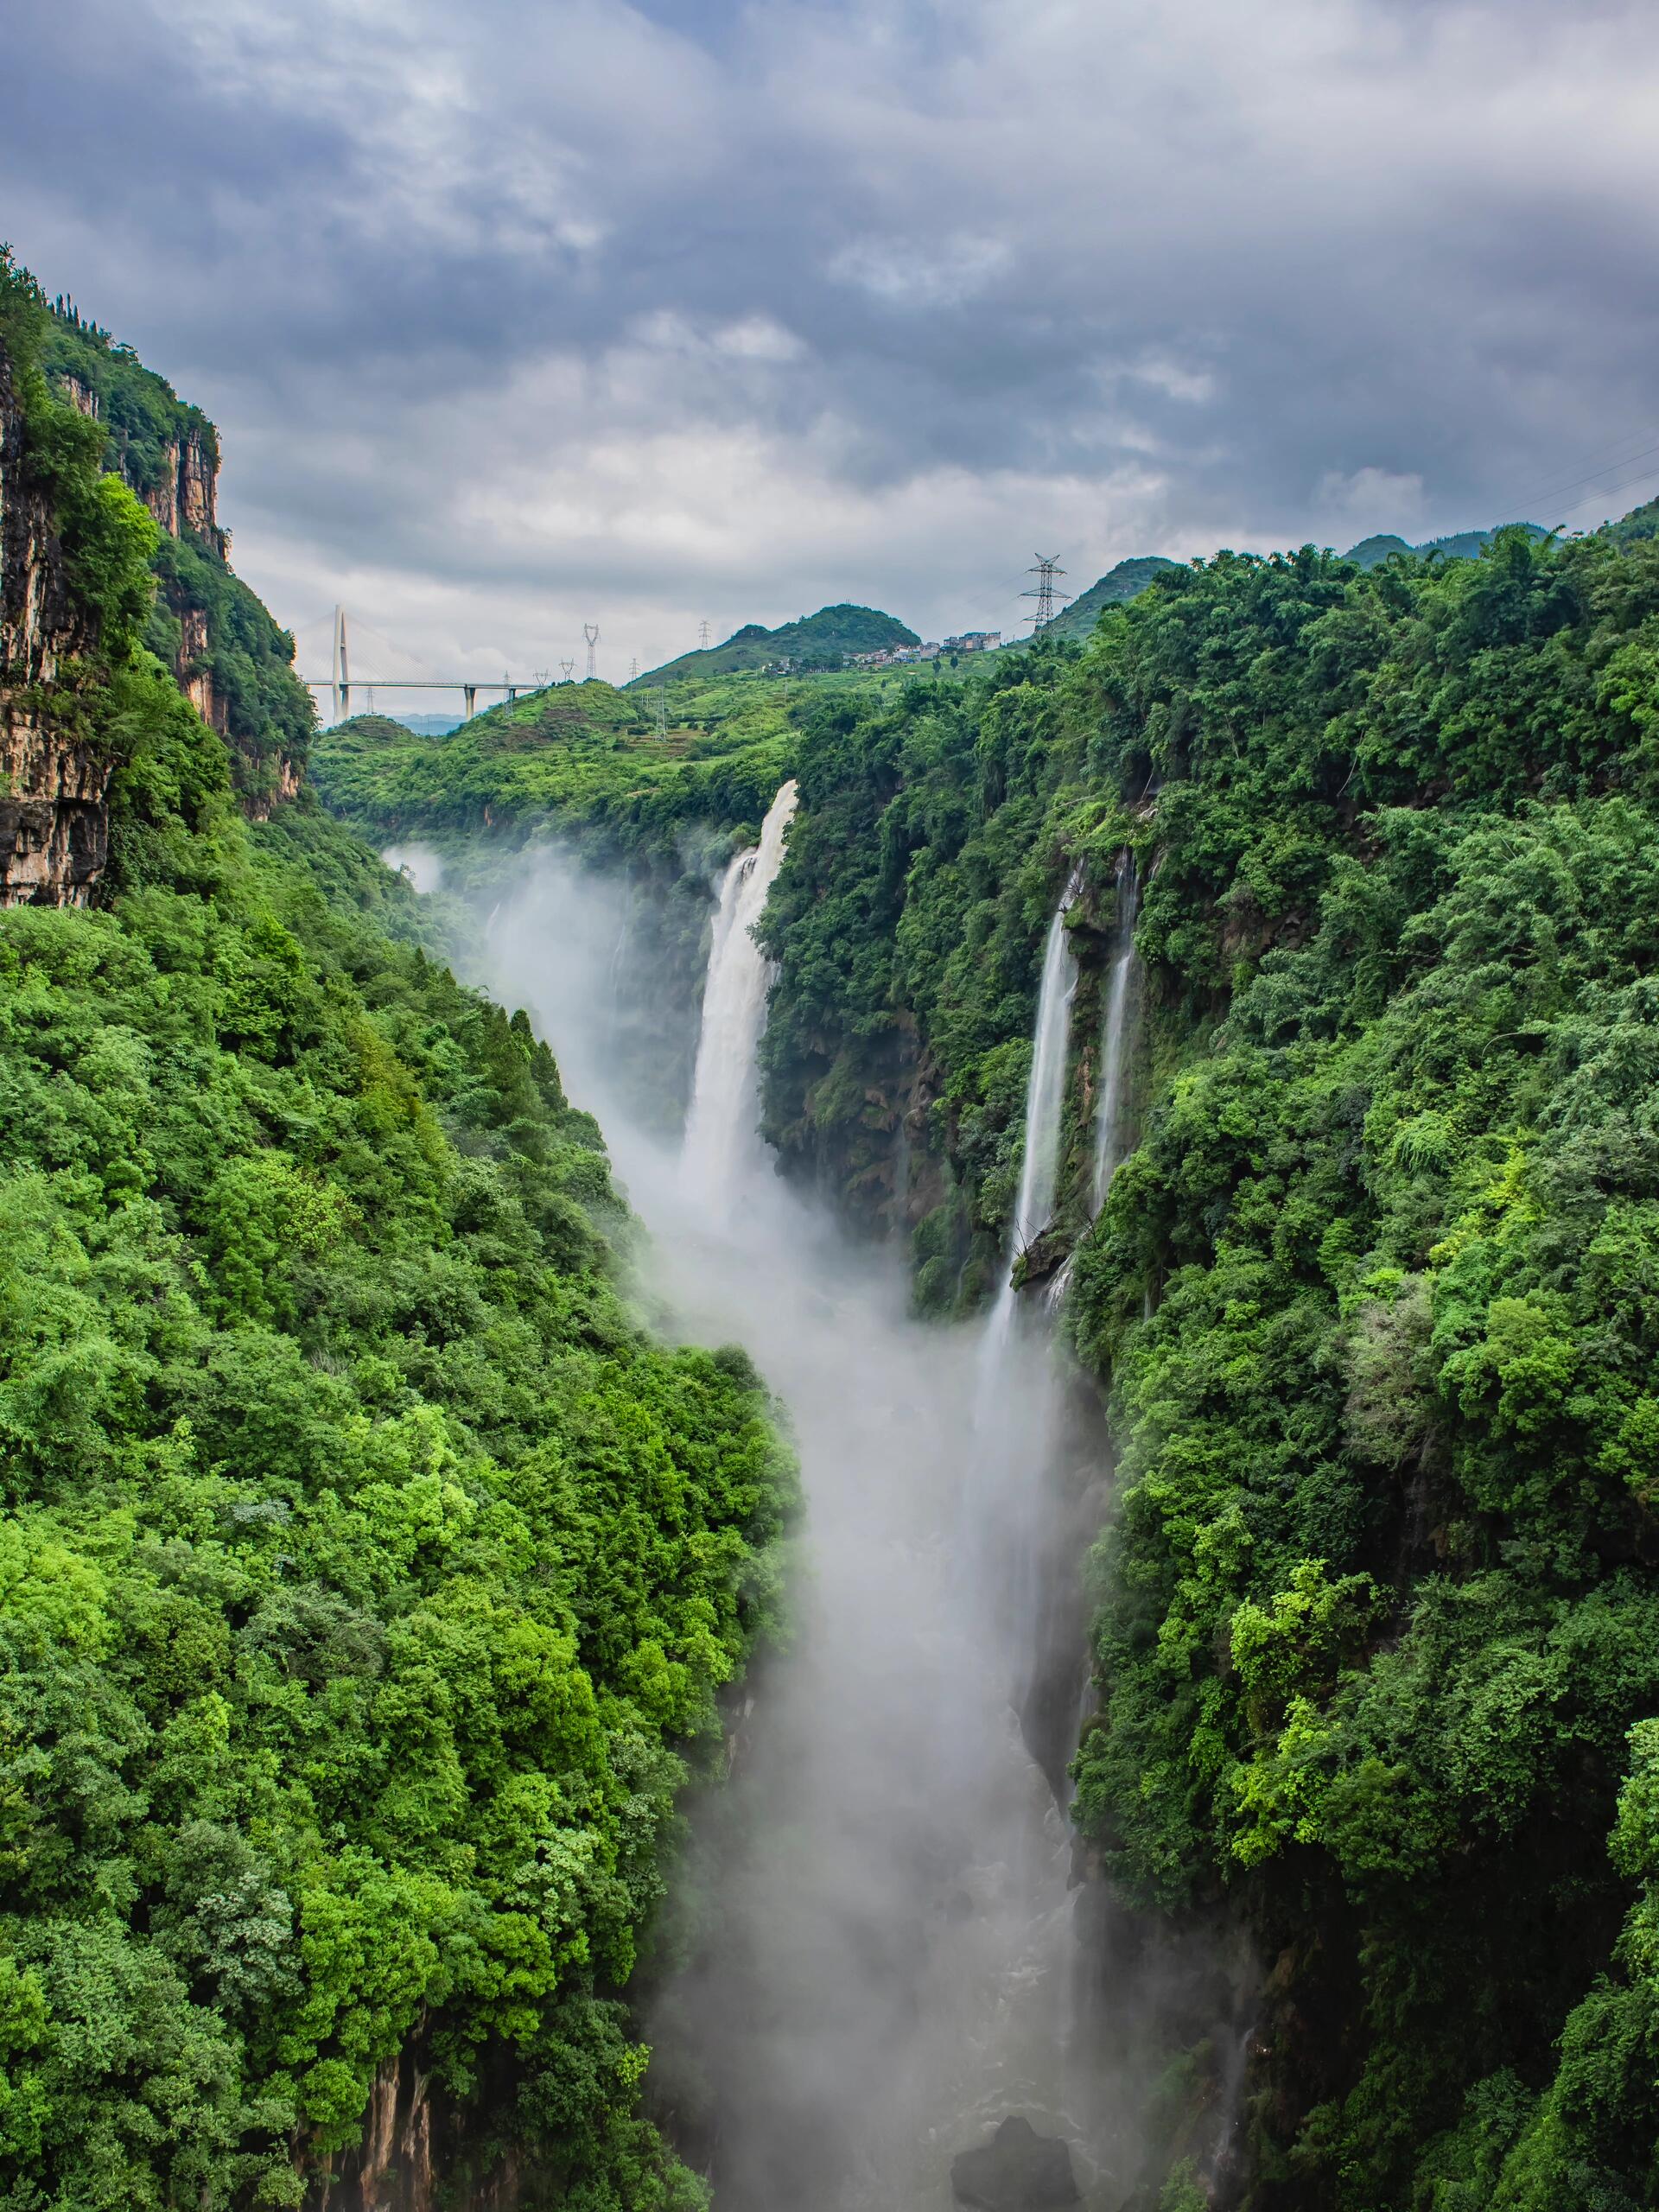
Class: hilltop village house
852,629,1001,669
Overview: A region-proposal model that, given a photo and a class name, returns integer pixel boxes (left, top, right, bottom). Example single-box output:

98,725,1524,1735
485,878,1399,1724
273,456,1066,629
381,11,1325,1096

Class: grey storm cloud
6,0,1659,680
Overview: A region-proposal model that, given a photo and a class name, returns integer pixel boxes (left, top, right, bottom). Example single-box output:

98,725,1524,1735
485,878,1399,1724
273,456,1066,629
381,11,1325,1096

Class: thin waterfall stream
464,807,1150,2209
682,780,798,1202
981,870,1081,1370
1091,855,1141,1212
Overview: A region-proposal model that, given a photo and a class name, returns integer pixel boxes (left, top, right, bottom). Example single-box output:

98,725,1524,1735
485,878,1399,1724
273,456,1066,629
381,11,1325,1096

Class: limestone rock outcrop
0,341,111,906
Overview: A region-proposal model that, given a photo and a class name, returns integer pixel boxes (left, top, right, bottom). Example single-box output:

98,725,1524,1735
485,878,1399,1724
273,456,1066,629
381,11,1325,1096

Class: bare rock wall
0,340,111,906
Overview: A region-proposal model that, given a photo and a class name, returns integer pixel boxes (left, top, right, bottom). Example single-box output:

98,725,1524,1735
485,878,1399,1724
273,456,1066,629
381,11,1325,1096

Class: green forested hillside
311,678,796,861
1341,520,1550,569
1607,493,1659,549
753,529,1659,2207
303,334,1659,2201
1033,555,1178,641
40,295,314,811
634,602,917,685
1,258,790,2211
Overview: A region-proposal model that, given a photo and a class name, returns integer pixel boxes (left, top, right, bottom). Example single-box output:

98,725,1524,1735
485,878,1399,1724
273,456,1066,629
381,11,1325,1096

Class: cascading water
1044,856,1141,1318
981,871,1082,1367
1090,855,1140,1211
456,810,1154,2212
681,779,798,1204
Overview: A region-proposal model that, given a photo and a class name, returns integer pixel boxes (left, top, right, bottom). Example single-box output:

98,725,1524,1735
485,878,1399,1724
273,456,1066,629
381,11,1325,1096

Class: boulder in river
950,2115,1081,2209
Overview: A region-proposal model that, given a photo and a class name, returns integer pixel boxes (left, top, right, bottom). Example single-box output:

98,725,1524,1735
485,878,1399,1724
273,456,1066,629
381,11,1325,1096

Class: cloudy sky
7,0,1659,696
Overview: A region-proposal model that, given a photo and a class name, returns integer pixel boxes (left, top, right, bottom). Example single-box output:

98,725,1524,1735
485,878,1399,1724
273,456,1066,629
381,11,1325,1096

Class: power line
1505,427,1659,516
1548,458,1659,523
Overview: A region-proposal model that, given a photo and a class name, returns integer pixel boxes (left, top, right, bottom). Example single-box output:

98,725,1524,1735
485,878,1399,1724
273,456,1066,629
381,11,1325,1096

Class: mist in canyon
424,816,1185,2210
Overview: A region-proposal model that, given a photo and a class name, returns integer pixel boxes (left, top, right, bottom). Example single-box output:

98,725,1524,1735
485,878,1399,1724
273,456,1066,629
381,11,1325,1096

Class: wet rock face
950,2115,1082,2210
0,339,111,906
0,727,111,904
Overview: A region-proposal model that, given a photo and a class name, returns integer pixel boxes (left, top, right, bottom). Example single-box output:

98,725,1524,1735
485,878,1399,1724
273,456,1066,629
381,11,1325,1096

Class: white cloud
1315,465,1429,537
827,233,1012,309
10,0,1659,674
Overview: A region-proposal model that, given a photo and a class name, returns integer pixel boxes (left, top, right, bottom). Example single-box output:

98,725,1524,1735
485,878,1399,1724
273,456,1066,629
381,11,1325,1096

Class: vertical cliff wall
0,342,111,905
43,305,312,814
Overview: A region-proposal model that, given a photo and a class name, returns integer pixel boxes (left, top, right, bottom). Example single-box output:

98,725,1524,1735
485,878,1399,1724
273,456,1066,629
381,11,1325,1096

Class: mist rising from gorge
435,830,1181,2209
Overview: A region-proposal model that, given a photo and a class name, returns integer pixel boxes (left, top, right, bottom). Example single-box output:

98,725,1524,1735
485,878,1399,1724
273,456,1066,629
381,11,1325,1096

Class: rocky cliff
0,342,111,905
43,305,312,812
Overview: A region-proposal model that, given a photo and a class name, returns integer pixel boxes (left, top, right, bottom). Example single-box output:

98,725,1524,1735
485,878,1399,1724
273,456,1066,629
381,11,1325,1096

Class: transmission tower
698,620,710,650
559,658,575,683
332,604,352,722
1021,555,1070,630
583,623,600,681
629,657,639,683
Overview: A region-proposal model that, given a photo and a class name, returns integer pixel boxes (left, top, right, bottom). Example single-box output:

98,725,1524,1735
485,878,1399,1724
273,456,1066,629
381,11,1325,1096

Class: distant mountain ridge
1343,522,1552,569
636,602,918,685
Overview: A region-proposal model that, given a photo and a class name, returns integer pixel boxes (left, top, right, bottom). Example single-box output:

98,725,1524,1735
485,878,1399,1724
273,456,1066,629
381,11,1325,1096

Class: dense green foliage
1034,556,1178,642
746,526,1659,2208
1607,493,1659,550
635,602,917,685
1,264,791,2211
1341,520,1549,569
144,532,315,804
311,680,795,859
302,327,1659,2203
35,276,314,810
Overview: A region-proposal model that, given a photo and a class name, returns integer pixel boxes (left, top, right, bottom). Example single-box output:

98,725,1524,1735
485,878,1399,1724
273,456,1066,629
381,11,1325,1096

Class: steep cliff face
0,344,111,905
43,309,310,811
124,428,232,730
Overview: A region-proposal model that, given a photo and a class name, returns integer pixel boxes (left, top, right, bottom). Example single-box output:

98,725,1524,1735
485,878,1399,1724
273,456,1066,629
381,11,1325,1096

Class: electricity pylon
1022,556,1070,630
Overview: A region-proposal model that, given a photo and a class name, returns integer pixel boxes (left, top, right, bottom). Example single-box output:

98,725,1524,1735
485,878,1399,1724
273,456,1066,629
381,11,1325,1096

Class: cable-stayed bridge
294,607,552,725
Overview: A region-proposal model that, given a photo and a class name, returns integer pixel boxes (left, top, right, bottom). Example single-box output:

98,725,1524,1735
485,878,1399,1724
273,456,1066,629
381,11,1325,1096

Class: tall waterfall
1090,854,1140,1210
681,779,798,1201
468,830,1144,2212
982,871,1082,1357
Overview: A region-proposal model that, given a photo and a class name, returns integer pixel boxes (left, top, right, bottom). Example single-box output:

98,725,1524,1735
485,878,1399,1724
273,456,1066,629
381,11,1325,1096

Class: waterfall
982,871,1081,1357
1090,854,1140,1210
474,831,1139,2212
681,779,798,1202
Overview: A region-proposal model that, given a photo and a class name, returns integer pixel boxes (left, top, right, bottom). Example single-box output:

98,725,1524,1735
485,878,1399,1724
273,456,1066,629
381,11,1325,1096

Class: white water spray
681,779,798,1203
1090,855,1140,1211
982,872,1082,1363
450,823,1154,2212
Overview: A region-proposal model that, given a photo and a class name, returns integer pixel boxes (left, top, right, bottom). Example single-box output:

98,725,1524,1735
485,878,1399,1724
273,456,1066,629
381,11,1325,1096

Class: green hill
636,601,918,684
1344,521,1550,569
1035,555,1179,639
1604,493,1659,548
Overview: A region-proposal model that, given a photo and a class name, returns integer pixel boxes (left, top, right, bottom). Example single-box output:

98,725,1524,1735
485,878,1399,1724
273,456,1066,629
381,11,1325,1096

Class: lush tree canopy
363,518,1659,2207
1,258,793,2212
